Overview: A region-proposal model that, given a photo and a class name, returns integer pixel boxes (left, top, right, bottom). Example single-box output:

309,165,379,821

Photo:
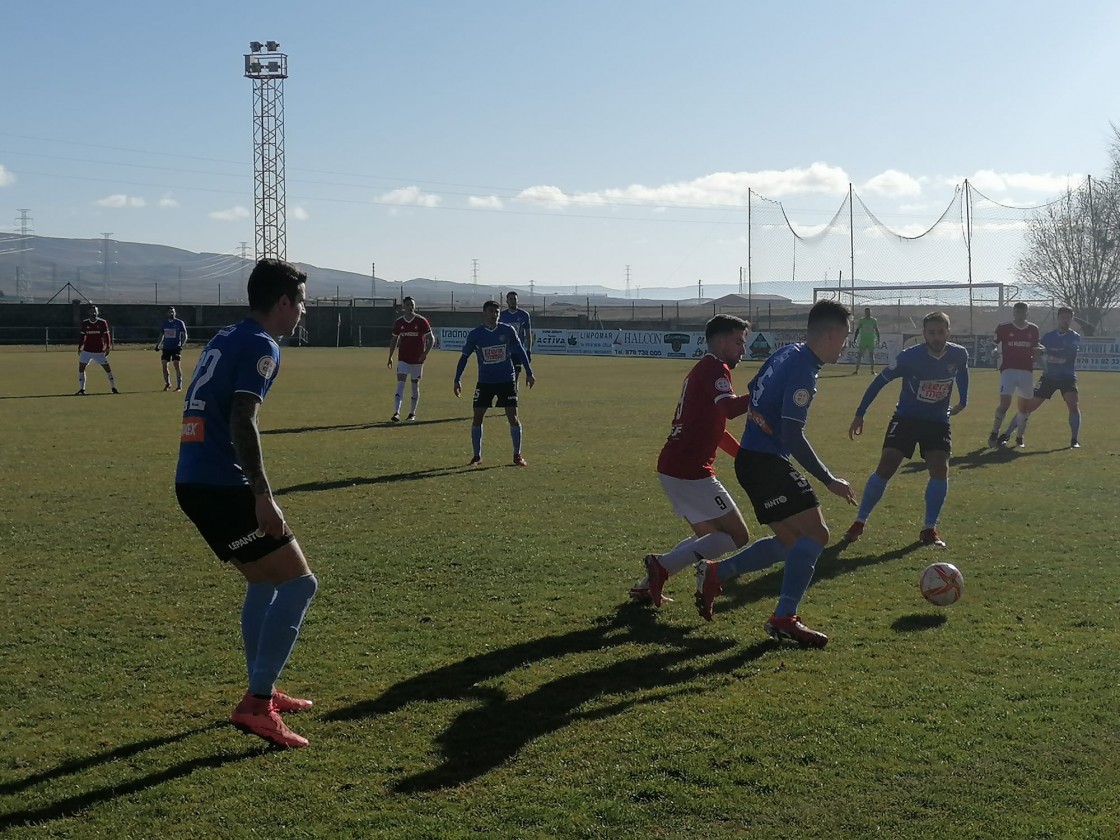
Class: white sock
393,382,405,413
79,371,86,390
660,531,737,576
410,382,420,414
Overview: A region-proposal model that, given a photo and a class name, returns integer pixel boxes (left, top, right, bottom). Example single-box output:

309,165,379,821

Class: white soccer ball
920,562,963,606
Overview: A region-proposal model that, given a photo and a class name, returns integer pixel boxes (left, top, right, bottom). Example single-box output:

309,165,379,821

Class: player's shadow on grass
891,613,948,632
262,417,469,435
716,541,922,617
0,724,263,831
324,607,772,792
899,446,1066,474
276,465,499,495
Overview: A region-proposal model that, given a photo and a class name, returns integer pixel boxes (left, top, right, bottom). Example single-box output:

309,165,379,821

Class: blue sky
2,0,1118,294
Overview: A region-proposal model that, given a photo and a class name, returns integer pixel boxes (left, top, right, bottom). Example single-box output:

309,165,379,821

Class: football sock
660,531,737,575
1016,412,1030,438
409,382,420,414
241,581,277,679
991,407,1007,435
471,425,483,458
78,371,86,390
106,371,116,387
393,382,405,413
510,422,522,455
163,372,171,386
717,536,787,582
248,574,318,698
775,536,825,617
1070,410,1081,440
924,478,948,528
856,472,889,523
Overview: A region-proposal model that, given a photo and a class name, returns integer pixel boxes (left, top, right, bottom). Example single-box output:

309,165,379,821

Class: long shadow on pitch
897,446,1065,475
891,613,948,633
715,541,923,618
262,417,470,435
275,464,499,495
324,605,772,793
0,724,263,831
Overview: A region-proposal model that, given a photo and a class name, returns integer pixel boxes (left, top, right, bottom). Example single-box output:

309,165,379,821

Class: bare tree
1018,131,1120,335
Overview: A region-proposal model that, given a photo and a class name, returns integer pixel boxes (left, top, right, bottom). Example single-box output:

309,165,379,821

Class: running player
1001,306,1082,448
76,304,119,395
989,301,1040,448
498,291,532,386
852,307,880,375
155,306,189,391
175,258,318,749
454,300,535,466
629,315,752,607
694,300,856,645
842,311,969,548
387,296,434,422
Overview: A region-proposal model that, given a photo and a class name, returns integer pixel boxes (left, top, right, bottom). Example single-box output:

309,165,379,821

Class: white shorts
396,361,424,379
79,351,109,366
999,369,1034,399
658,473,739,524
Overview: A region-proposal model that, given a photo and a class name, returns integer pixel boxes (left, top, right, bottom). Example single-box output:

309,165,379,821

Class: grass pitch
2,346,1119,838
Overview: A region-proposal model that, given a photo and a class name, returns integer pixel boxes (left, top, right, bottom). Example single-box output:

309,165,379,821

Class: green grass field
2,346,1119,839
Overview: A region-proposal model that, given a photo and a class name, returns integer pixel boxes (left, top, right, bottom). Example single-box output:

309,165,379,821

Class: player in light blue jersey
693,300,855,646
498,291,532,385
455,300,536,466
843,311,969,548
1001,306,1082,448
154,306,189,391
175,258,317,749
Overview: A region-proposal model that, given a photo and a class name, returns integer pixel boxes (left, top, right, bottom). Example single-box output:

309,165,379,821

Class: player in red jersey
630,314,752,607
386,296,434,422
75,304,119,395
988,301,1040,448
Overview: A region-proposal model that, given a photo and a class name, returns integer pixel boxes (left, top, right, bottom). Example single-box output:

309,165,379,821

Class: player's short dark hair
705,313,749,340
923,311,950,328
247,258,307,311
483,300,500,312
1057,306,1074,316
807,299,851,336
506,290,519,298
1013,301,1028,311
402,295,415,305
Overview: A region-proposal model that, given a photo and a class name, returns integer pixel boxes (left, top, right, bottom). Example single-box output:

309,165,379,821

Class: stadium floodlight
249,41,263,52
265,40,280,51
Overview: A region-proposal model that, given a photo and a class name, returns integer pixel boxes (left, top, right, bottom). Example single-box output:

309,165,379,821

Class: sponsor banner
1076,337,1120,371
533,328,617,356
612,330,700,358
433,327,473,352
841,334,904,366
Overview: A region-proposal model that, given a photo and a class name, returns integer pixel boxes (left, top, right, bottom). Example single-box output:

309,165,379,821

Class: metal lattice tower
99,233,114,300
15,209,33,301
244,41,288,261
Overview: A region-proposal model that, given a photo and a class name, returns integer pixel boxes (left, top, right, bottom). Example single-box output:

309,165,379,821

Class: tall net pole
244,41,288,261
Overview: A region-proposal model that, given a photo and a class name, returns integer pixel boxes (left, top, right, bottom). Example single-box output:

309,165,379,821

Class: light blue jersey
856,342,970,422
159,318,188,348
741,343,822,459
498,308,532,358
176,318,280,486
1040,329,1080,380
455,323,533,385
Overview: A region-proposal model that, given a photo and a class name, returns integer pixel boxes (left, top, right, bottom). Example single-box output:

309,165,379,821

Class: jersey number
185,349,222,412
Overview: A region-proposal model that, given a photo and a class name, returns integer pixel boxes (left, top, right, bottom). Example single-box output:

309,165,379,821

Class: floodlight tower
15,209,33,301
244,41,288,261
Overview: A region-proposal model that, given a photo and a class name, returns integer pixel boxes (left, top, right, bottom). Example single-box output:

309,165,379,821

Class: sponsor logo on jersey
917,379,952,403
181,418,205,442
763,495,789,509
228,530,261,552
482,345,507,363
793,388,812,407
256,355,278,379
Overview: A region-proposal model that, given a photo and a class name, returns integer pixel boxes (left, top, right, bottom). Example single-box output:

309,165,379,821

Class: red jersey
994,321,1039,372
657,354,749,480
79,318,112,353
392,315,432,364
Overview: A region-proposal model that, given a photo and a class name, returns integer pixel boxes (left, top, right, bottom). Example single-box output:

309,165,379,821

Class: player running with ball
843,311,969,548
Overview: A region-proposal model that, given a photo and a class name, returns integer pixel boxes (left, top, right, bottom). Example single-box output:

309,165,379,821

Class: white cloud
159,194,179,208
468,195,504,209
291,205,310,220
515,163,852,211
861,169,922,198
209,205,250,221
377,186,442,207
0,165,15,187
947,170,1081,194
96,194,146,208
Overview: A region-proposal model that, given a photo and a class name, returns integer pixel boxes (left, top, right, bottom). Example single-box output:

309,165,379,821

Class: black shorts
882,414,951,459
734,449,819,525
176,483,294,564
473,381,518,409
1034,376,1077,400
161,346,183,362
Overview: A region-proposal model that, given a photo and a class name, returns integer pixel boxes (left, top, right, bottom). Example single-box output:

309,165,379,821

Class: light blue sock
775,536,825,617
241,581,277,680
510,423,523,455
248,574,318,698
856,472,889,523
471,425,483,458
1070,411,1081,440
717,536,787,582
924,478,948,528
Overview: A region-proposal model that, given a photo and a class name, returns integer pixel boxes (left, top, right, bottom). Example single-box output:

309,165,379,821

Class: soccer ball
920,562,963,606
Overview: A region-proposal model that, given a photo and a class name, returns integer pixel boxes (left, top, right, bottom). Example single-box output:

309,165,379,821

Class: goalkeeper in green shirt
853,308,880,374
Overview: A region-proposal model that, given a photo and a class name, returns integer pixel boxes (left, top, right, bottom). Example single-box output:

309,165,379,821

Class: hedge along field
2,345,1119,839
